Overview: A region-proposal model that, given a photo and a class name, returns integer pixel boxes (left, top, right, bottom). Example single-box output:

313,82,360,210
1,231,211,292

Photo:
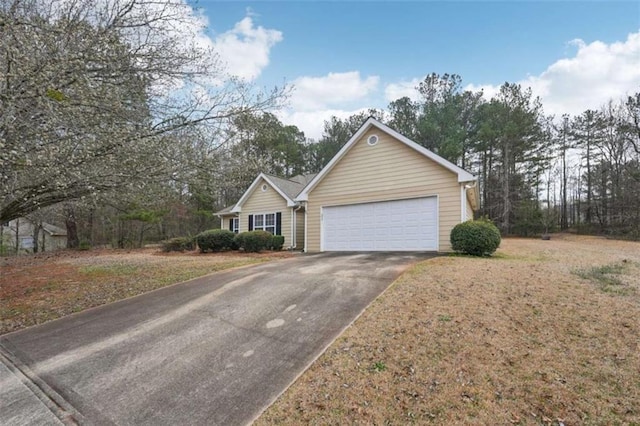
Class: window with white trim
253,213,276,234
230,217,239,233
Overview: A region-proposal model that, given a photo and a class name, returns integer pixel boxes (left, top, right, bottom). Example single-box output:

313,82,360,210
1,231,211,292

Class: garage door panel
322,197,438,251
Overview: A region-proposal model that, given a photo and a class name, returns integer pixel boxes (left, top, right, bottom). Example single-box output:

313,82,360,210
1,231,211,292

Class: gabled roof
225,172,318,214
296,117,477,201
215,205,234,215
42,222,67,236
264,173,316,200
4,219,67,236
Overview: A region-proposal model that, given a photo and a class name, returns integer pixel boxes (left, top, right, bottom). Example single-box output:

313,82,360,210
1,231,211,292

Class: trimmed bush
254,230,274,250
162,237,195,252
196,229,235,253
450,219,501,256
271,235,285,251
235,230,273,253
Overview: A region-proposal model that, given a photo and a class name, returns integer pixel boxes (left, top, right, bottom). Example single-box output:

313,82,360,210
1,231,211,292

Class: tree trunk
561,146,568,230
15,218,20,253
32,221,42,253
586,136,592,224
65,205,79,249
88,209,94,246
502,142,511,234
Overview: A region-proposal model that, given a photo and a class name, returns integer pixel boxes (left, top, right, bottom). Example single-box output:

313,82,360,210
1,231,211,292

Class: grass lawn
257,235,640,425
0,248,290,335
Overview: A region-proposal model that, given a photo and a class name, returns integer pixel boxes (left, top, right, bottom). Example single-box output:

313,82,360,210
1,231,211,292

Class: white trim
296,118,476,202
231,173,297,213
303,202,308,252
436,194,440,251
316,193,439,209
460,184,466,222
291,208,295,249
319,195,439,252
320,206,325,252
251,212,278,234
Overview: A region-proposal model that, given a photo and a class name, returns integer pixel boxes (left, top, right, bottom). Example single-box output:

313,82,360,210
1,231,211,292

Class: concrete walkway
0,252,431,425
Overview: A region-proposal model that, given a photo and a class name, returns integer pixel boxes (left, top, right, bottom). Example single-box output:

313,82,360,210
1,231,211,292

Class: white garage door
322,197,438,251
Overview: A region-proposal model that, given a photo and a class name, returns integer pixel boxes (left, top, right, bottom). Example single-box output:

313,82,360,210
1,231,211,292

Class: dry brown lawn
0,248,291,335
257,235,640,425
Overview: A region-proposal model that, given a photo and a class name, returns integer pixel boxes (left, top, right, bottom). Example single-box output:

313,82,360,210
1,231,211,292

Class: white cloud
462,83,500,101
290,72,380,110
212,16,283,81
465,31,640,116
278,108,372,140
384,78,421,102
283,32,640,141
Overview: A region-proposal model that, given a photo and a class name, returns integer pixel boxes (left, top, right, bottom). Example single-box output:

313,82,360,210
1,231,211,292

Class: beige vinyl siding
294,208,305,249
240,177,292,245
306,129,462,252
220,216,237,232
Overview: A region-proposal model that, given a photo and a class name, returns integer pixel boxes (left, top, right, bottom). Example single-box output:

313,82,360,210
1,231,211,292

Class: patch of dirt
257,235,640,425
0,248,293,335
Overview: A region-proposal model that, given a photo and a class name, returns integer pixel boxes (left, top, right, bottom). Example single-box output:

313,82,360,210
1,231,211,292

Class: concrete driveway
0,252,432,425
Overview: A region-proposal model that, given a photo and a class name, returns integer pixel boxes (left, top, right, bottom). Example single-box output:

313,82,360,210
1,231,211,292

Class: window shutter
248,215,254,231
276,212,282,235
228,219,233,231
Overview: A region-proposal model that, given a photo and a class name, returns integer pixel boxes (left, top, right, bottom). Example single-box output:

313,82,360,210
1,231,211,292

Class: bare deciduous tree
0,0,286,223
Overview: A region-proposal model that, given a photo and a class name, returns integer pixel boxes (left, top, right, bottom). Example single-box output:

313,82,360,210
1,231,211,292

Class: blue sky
192,1,640,138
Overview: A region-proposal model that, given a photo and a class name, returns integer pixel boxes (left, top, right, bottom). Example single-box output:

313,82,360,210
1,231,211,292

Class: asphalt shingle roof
215,205,235,215
264,173,317,200
215,173,317,215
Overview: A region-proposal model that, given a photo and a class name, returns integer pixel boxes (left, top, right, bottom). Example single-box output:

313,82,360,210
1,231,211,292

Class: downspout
460,184,466,222
291,204,303,250
303,201,308,253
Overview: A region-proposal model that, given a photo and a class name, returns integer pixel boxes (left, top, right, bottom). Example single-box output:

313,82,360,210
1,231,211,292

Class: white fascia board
231,173,296,213
295,118,477,201
374,120,476,182
215,212,235,217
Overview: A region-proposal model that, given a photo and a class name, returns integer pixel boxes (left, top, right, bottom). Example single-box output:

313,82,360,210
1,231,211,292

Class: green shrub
271,235,285,251
235,230,273,252
162,237,195,252
196,229,235,253
234,232,245,250
254,230,274,250
450,219,501,256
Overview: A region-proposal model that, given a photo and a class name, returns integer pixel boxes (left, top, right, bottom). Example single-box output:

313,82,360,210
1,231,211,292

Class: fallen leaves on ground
0,248,291,335
256,235,640,425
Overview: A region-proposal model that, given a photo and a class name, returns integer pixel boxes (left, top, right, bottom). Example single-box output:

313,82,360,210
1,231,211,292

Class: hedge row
162,237,195,252
195,229,285,253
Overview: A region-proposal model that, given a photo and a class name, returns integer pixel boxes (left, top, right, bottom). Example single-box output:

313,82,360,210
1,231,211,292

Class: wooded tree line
1,1,638,251
222,74,640,240
390,76,640,239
